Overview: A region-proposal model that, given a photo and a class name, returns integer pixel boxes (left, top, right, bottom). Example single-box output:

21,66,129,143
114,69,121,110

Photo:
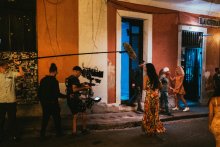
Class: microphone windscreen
123,43,137,60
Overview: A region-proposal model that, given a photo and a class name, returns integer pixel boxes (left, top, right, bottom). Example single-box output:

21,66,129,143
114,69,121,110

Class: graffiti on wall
0,52,38,104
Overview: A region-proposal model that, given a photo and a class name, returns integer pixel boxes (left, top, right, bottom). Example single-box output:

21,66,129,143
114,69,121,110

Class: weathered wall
78,0,108,103
37,0,79,82
206,28,220,74
107,2,117,103
19,0,80,117
153,13,179,75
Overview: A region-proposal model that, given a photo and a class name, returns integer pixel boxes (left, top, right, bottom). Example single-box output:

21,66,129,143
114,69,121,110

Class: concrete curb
86,113,208,130
17,111,208,134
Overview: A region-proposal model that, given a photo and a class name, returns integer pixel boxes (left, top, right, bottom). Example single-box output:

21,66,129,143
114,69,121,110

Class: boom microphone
123,42,137,60
0,43,137,62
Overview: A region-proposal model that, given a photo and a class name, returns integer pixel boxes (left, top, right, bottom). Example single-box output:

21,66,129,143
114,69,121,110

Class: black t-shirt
131,69,142,88
38,75,60,103
213,73,220,89
65,75,81,98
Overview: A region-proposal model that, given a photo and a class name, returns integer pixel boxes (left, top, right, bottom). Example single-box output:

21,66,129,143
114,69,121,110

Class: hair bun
49,63,57,72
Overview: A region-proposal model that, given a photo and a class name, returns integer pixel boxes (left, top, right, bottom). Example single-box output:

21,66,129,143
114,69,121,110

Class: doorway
181,30,203,101
120,18,143,103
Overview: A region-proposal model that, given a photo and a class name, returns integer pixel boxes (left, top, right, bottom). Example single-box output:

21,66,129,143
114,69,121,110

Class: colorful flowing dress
210,98,220,144
173,76,185,95
142,76,166,135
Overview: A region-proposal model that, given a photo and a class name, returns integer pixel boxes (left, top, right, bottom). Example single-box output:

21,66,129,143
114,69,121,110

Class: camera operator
66,66,91,136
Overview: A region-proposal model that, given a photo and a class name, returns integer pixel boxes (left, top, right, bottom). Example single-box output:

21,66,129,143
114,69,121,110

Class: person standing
142,63,165,135
65,66,91,136
127,61,145,112
0,60,24,142
159,67,172,116
213,67,220,97
171,66,189,112
209,95,220,147
38,63,66,139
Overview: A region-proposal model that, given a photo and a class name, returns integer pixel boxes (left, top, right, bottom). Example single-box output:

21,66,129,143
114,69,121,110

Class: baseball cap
163,67,169,73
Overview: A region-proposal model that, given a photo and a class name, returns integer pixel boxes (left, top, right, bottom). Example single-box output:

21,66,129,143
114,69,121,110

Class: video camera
80,65,103,109
81,66,104,86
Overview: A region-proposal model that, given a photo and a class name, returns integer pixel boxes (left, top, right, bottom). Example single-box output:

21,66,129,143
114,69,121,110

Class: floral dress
142,77,166,135
173,76,185,95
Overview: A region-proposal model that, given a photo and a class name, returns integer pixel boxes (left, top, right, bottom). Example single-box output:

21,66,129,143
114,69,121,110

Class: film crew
38,63,67,140
127,61,145,113
66,66,91,136
0,60,24,142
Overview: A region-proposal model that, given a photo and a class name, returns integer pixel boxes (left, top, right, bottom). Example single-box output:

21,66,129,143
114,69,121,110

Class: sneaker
183,107,190,112
172,107,179,111
137,108,144,113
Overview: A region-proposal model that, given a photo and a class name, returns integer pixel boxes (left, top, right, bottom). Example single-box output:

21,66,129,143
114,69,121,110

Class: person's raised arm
14,60,24,77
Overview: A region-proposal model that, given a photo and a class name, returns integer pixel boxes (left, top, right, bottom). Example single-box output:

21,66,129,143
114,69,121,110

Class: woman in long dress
171,66,189,112
142,63,166,135
209,96,220,147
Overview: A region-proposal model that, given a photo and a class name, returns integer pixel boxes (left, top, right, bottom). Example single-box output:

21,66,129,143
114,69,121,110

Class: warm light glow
213,34,220,43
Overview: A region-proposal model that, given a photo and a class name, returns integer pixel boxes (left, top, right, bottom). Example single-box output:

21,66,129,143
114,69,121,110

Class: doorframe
178,25,207,104
116,10,152,105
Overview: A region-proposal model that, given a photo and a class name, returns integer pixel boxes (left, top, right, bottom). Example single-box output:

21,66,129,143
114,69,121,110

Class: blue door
121,18,143,103
181,31,203,101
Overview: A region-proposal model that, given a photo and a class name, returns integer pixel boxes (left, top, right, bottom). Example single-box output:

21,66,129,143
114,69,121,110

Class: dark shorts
67,98,86,115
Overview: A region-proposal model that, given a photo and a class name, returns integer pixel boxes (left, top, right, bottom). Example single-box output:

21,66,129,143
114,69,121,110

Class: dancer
142,63,166,135
209,95,220,147
171,66,189,112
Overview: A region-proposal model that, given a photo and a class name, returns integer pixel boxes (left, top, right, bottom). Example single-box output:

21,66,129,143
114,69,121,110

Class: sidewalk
18,105,208,137
80,105,208,130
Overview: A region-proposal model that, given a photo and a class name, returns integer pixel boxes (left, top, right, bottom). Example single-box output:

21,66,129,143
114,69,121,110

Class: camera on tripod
80,66,104,109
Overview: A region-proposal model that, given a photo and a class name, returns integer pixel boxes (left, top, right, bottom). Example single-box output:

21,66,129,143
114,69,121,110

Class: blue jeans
160,91,170,113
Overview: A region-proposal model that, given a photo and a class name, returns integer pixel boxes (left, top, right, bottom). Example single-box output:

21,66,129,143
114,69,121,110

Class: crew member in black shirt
38,63,66,139
66,66,91,136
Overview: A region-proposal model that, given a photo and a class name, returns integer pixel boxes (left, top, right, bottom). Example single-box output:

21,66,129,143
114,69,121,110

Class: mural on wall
0,52,38,104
